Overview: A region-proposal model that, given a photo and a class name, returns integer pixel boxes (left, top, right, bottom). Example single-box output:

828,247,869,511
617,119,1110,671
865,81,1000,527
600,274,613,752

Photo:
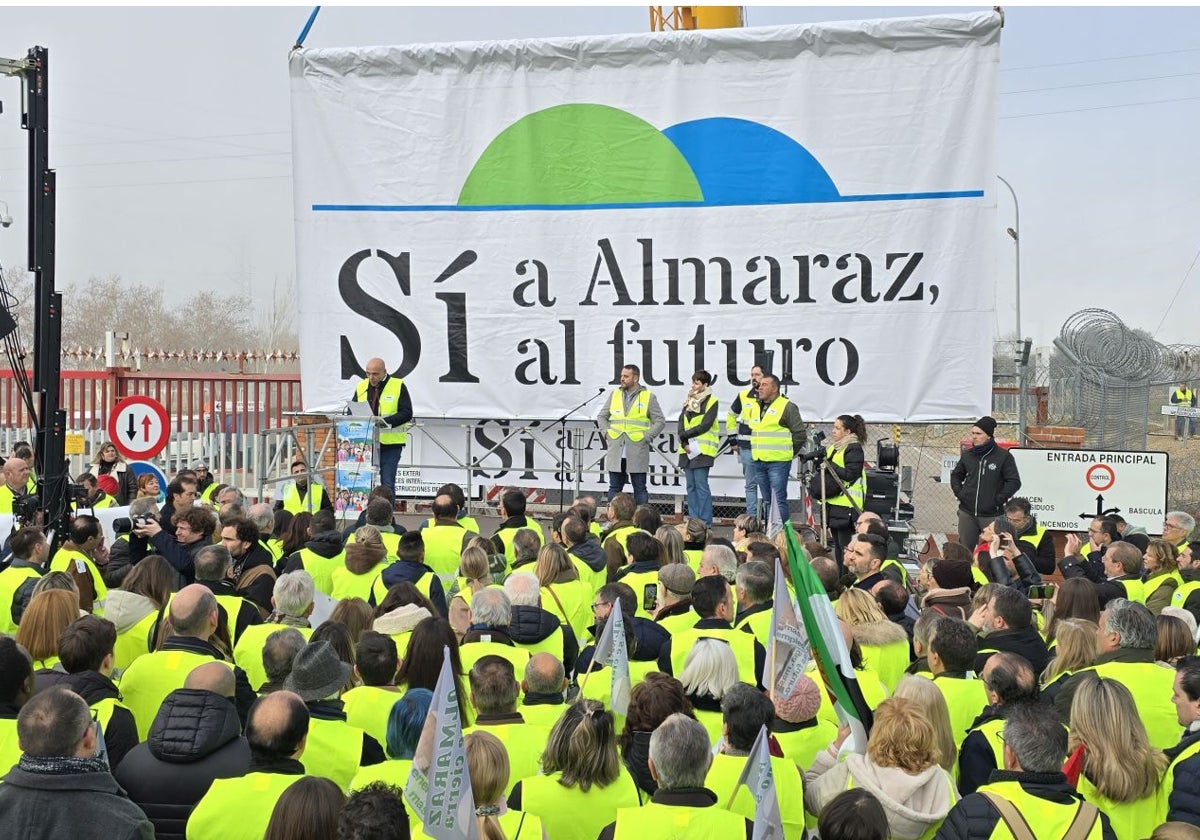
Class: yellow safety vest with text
748,396,794,462
1172,579,1200,610
49,547,108,613
607,388,653,443
679,394,719,458
354,376,408,445
825,445,866,509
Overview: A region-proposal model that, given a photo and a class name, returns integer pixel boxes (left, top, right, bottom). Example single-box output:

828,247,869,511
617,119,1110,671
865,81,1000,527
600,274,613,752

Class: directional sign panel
108,395,170,461
1009,448,1169,534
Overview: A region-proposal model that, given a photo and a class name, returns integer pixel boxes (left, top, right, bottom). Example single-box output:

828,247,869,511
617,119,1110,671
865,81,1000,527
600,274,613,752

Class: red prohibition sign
1085,464,1115,493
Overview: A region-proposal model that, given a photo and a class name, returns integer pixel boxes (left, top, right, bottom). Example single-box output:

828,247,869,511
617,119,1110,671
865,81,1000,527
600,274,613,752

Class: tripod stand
554,387,607,514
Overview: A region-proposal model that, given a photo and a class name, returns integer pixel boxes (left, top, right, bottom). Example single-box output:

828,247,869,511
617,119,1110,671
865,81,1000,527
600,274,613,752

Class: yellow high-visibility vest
607,389,653,443
354,376,408,445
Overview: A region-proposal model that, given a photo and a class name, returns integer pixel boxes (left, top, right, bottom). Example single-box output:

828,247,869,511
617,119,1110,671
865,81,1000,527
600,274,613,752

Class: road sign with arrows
1009,448,1169,535
107,395,170,461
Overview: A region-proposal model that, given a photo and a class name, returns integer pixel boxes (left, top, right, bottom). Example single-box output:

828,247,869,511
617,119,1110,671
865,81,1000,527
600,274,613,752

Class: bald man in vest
351,357,413,498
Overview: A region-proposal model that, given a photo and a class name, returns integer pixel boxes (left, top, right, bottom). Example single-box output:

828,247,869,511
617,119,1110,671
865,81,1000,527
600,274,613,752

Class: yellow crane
649,6,744,31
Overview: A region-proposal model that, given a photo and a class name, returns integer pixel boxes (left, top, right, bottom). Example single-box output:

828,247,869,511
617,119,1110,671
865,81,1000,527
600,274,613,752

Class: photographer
809,414,867,567
47,515,109,614
0,457,36,520
131,506,217,588
980,518,1042,596
106,497,162,588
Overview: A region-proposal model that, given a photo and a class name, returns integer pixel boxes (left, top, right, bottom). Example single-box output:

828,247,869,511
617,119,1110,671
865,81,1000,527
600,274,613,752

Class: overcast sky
0,5,1196,351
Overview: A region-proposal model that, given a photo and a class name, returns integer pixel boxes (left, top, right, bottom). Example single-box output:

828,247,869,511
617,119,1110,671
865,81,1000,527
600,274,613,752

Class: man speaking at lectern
352,357,413,496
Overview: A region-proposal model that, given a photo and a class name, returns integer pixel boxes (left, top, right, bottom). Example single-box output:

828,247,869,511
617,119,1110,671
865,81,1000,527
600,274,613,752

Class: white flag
734,725,785,840
404,647,479,840
591,598,631,715
768,558,810,698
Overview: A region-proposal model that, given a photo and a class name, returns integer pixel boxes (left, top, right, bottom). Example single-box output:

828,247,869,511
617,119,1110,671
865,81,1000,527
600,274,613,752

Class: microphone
598,386,606,393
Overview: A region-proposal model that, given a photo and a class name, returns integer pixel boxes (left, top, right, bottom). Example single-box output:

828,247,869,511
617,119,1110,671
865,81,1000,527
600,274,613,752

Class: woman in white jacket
805,696,959,840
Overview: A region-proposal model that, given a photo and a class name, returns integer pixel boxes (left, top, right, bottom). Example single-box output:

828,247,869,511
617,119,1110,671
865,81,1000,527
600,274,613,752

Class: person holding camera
810,414,868,567
131,506,218,588
0,457,35,520
979,518,1042,596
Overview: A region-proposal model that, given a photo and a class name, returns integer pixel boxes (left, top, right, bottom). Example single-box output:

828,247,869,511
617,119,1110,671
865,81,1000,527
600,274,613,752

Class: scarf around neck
685,386,713,414
19,754,110,776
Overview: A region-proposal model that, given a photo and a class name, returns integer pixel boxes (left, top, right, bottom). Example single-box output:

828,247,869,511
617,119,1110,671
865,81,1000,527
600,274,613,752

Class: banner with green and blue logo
290,11,1001,422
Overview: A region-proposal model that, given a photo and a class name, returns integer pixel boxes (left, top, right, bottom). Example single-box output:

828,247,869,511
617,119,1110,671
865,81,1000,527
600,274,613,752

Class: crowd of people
0,450,1200,840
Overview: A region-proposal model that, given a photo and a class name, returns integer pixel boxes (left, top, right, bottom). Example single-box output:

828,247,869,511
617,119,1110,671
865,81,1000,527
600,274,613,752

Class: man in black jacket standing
950,416,1021,549
116,662,250,840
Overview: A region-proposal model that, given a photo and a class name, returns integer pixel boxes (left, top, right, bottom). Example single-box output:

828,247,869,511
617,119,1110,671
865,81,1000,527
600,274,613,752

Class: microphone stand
555,387,608,514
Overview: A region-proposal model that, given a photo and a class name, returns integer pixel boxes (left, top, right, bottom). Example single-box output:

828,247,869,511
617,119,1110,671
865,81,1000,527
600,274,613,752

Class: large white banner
290,12,1001,422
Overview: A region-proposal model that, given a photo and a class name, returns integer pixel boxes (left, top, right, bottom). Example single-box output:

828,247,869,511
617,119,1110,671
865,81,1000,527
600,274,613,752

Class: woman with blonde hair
1144,539,1183,615
448,545,497,636
805,696,958,839
654,525,686,568
464,730,542,840
1041,618,1099,703
511,699,643,840
17,589,80,673
1070,676,1168,839
892,675,957,774
835,587,910,693
330,526,388,602
1156,614,1196,666
328,598,374,644
90,440,138,504
732,513,763,554
534,543,590,644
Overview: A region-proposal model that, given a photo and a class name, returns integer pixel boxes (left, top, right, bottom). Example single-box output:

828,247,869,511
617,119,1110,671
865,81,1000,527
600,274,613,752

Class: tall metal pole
997,175,1024,443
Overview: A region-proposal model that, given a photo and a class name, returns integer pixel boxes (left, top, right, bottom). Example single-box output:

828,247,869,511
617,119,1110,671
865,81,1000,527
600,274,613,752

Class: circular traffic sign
108,395,170,461
1085,463,1116,493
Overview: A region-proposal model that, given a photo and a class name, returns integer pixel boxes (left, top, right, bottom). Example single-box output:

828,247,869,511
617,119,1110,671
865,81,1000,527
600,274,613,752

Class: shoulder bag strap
980,792,1038,840
1062,801,1102,840
543,583,569,625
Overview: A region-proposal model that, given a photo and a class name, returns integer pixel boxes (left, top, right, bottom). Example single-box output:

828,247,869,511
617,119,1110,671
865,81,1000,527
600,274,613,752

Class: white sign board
1009,449,1169,534
289,12,1001,423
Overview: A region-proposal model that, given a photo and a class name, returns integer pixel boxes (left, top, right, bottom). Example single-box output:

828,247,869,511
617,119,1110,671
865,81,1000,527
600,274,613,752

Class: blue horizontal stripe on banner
310,189,985,213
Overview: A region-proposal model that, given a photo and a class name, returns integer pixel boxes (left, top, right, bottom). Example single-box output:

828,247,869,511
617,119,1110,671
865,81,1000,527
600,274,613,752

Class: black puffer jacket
568,538,607,573
950,442,1022,517
1166,727,1200,825
114,688,250,840
935,771,1116,840
509,604,579,672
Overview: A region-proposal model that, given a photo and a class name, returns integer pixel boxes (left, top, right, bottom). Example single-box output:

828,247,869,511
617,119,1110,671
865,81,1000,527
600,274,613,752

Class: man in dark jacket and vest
936,700,1115,839
957,652,1038,795
971,586,1050,676
0,687,155,840
351,356,413,498
56,616,139,772
116,662,251,840
950,416,1021,549
504,572,578,672
1165,655,1200,827
1003,497,1057,575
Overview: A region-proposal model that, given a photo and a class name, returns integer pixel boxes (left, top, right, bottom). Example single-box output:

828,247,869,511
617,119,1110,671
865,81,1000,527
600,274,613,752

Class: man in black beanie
950,415,1022,549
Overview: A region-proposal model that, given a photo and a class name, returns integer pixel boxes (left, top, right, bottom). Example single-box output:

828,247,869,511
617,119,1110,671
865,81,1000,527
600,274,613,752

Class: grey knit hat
283,641,352,701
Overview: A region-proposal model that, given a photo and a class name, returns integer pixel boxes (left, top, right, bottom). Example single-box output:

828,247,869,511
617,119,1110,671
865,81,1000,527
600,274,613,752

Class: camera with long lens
11,493,39,526
112,514,155,535
797,430,827,464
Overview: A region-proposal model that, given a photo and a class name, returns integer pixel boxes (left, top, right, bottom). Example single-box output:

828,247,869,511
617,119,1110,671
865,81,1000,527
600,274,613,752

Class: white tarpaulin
290,12,1001,422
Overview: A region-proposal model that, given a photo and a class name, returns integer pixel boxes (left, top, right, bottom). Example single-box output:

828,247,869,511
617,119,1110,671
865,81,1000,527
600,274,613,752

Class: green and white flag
404,646,479,840
734,725,785,840
782,522,873,752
